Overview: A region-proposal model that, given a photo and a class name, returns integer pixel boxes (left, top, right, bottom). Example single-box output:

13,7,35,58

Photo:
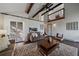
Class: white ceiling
28,3,45,17
0,3,62,21
0,3,29,17
0,3,46,19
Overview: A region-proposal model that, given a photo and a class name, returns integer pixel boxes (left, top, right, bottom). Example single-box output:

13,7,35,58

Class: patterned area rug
14,43,78,56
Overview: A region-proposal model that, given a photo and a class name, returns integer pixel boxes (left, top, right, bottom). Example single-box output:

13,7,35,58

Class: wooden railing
48,8,65,22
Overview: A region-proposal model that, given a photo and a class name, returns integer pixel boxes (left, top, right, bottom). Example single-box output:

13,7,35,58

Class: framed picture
29,27,37,32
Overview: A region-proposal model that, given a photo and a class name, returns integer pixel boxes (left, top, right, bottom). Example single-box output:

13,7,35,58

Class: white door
10,21,23,42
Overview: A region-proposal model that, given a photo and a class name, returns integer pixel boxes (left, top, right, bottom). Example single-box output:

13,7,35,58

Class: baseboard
64,38,79,42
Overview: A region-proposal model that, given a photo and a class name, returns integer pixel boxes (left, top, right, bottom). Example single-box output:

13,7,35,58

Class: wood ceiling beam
41,3,62,16
46,3,53,8
25,3,34,14
0,12,43,22
32,3,53,18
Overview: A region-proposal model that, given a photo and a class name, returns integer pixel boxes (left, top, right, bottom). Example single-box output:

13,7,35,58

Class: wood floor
0,43,15,56
0,39,79,56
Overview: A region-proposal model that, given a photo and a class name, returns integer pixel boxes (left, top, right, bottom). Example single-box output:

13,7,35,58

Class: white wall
3,15,44,41
0,14,4,29
50,3,79,42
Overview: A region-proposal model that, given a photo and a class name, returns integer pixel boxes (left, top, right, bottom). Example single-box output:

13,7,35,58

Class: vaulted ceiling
0,3,45,17
0,3,64,21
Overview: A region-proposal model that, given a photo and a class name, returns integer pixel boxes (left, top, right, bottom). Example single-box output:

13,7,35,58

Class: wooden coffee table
38,38,60,56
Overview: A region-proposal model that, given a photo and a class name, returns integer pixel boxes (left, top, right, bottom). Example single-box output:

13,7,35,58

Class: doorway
10,21,23,42
47,23,52,36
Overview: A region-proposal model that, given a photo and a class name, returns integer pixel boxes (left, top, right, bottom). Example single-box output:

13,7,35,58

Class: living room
0,3,79,56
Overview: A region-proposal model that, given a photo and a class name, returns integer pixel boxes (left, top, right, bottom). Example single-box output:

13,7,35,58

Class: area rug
14,43,78,56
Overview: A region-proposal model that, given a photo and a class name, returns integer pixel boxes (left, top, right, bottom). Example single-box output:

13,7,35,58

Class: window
66,22,78,30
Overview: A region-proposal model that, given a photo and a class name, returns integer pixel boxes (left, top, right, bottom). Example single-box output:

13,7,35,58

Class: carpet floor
0,42,78,56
